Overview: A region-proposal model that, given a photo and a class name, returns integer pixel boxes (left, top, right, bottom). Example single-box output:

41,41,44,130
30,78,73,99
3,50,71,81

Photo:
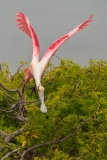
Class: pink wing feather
41,14,93,65
16,12,40,59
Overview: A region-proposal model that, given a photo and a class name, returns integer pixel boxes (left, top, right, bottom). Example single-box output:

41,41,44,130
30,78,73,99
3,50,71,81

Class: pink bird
16,12,93,113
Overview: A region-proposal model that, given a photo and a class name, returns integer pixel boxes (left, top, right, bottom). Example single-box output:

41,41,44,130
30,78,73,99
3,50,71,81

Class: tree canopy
0,59,107,160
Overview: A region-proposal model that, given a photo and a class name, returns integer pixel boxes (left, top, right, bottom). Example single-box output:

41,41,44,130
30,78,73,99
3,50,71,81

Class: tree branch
0,127,26,145
1,148,21,160
76,152,87,160
11,62,28,82
13,112,28,122
4,127,26,143
54,55,61,60
0,83,22,98
0,129,6,138
4,92,18,101
21,112,94,159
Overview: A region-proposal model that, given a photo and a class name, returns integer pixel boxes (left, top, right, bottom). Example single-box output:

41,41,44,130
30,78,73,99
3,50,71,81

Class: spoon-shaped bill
38,86,47,113
40,102,47,113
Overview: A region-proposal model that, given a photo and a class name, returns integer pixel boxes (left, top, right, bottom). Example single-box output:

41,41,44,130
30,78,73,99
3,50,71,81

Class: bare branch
13,112,28,122
4,127,26,143
0,64,2,71
4,92,18,101
0,100,28,122
0,83,22,98
24,100,38,104
0,130,6,138
44,78,55,87
12,127,26,137
0,108,12,113
1,148,21,160
0,146,4,152
21,102,100,159
11,62,28,82
76,152,87,160
21,112,94,159
0,127,26,145
54,55,61,60
11,101,20,110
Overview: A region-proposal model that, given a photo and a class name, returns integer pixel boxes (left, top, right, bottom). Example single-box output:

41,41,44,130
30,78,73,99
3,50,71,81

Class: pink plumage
16,12,40,59
41,15,93,64
16,12,93,114
16,12,31,37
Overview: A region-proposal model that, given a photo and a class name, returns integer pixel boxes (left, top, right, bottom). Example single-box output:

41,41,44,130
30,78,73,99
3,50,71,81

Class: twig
12,127,26,137
0,83,22,98
4,92,18,101
11,62,28,82
0,130,6,138
44,78,55,87
0,64,2,71
4,127,26,143
21,111,94,159
0,108,12,113
29,84,36,97
0,127,26,144
76,152,87,160
54,55,61,60
21,103,100,159
24,100,38,104
13,113,28,122
1,148,21,160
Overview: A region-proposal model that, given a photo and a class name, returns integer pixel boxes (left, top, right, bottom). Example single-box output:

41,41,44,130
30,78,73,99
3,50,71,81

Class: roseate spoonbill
16,12,93,113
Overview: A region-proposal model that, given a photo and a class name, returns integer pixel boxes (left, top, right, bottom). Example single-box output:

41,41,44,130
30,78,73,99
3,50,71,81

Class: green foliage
1,59,107,159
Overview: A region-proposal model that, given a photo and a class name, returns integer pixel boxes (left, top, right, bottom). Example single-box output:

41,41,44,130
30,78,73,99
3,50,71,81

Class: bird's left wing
16,12,40,60
41,14,93,67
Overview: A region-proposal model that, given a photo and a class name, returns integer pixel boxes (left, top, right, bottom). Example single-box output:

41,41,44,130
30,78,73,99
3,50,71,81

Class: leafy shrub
0,59,107,159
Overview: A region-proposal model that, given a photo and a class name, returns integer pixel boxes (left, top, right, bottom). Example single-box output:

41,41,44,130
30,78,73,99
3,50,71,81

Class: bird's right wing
41,15,93,68
16,12,40,60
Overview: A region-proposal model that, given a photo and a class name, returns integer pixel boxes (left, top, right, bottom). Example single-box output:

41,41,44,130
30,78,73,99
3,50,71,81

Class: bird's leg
21,84,26,116
29,84,36,97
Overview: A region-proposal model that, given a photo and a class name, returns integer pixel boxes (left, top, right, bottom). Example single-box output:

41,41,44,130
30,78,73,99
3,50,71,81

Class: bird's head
38,85,44,92
37,85,47,113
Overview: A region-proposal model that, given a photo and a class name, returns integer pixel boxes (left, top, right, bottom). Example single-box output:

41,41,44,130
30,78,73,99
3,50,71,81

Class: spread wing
41,14,93,67
16,12,40,60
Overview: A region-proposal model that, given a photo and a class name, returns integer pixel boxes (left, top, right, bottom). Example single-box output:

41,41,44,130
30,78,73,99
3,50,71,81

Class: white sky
0,1,107,74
